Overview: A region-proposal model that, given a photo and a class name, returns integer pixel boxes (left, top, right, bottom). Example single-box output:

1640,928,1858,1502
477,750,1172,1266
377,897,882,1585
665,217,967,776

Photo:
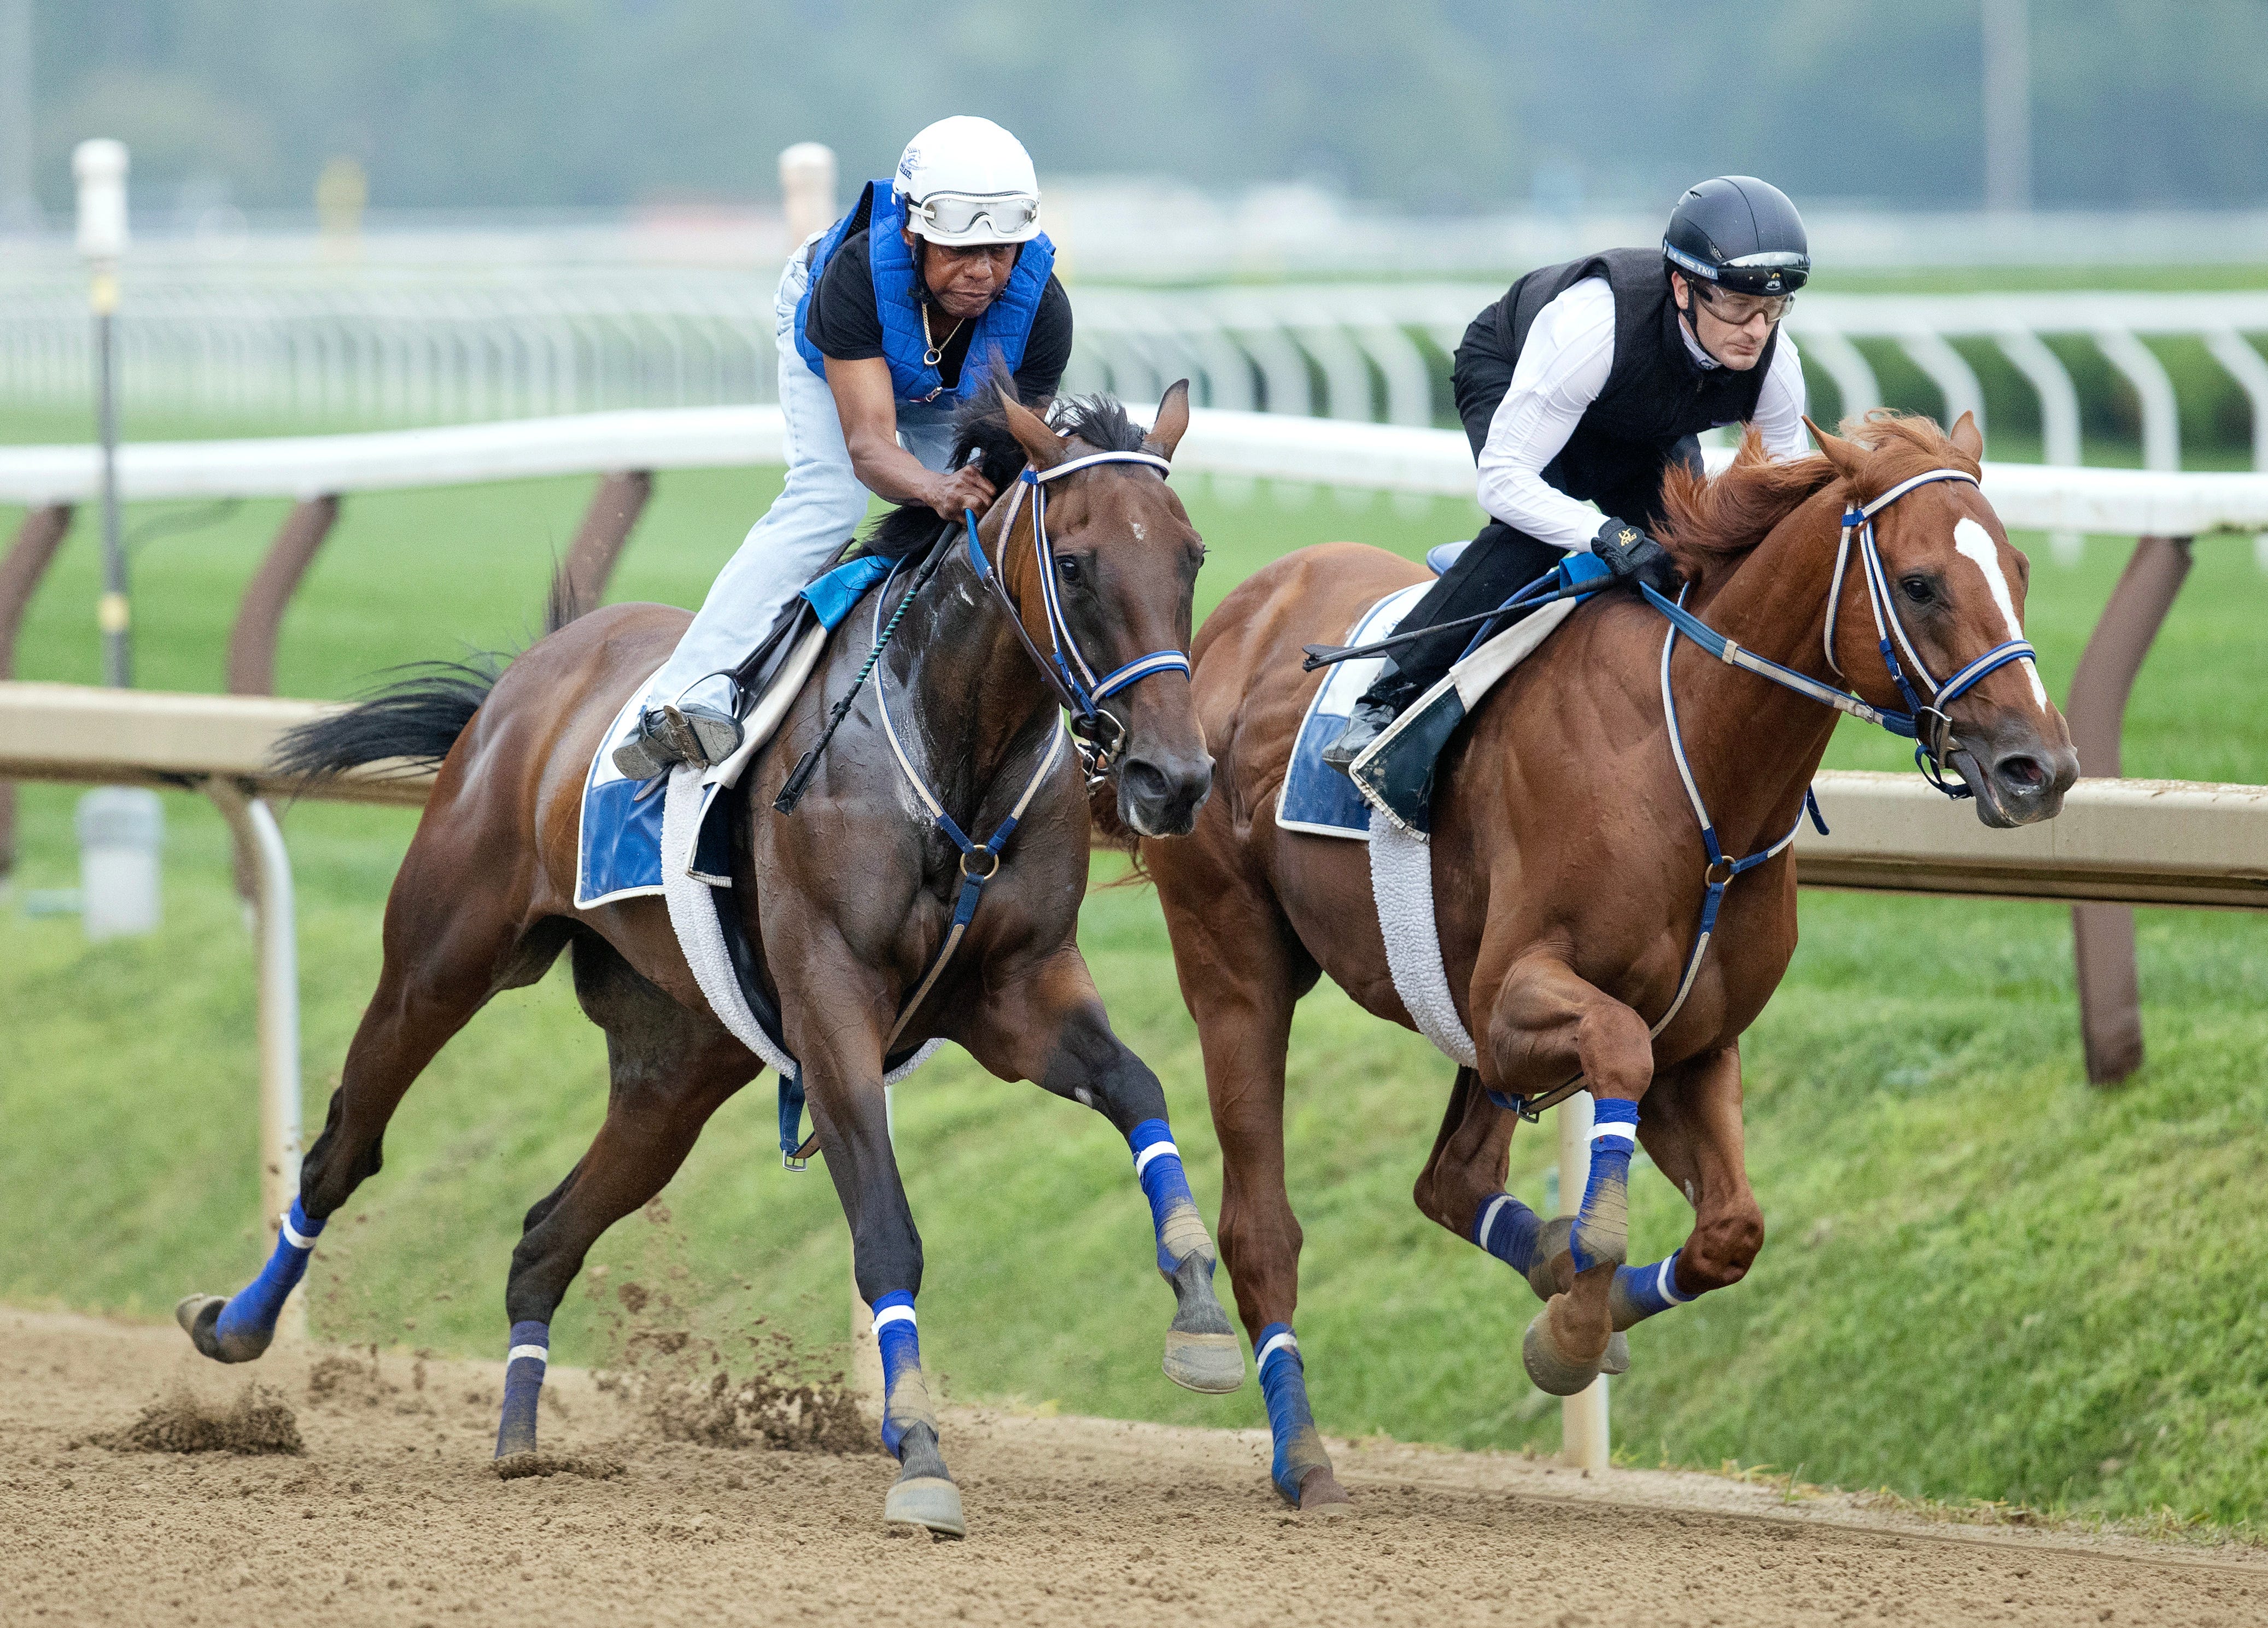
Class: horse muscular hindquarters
1144,413,2076,1512
177,386,1236,1538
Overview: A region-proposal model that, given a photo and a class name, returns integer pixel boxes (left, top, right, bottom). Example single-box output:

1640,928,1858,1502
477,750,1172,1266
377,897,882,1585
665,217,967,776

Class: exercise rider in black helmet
1323,175,1812,772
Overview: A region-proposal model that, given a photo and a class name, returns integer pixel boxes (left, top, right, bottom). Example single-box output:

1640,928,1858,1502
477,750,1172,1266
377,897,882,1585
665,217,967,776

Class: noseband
961,448,1192,779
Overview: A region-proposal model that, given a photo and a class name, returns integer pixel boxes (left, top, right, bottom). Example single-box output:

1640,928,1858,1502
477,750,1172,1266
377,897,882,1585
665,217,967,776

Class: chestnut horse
1142,413,2078,1511
177,386,1241,1538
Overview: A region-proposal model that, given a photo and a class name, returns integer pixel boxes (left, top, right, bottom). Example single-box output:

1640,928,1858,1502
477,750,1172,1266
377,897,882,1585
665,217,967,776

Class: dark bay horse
1141,412,2078,1511
177,385,1242,1537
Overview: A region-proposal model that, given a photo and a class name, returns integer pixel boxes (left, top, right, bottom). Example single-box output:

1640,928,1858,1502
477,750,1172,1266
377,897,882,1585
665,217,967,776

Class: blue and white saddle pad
575,553,895,909
1276,582,1430,840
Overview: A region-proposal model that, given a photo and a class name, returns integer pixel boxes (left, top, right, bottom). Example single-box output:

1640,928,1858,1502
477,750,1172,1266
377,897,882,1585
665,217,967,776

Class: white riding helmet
894,116,1042,246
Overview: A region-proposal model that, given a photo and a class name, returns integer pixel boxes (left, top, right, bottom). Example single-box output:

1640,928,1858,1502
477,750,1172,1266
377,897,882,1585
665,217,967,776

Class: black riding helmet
1662,177,1810,296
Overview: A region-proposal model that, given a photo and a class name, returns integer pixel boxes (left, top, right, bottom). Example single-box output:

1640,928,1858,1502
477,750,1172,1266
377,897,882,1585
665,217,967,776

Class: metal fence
8,270,2268,487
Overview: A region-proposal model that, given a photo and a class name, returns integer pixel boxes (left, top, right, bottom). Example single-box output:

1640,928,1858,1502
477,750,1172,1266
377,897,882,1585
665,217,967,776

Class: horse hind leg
176,887,559,1365
492,932,753,1459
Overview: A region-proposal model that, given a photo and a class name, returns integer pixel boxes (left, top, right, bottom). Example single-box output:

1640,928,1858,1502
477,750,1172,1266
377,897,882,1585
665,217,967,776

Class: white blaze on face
1952,517,2049,708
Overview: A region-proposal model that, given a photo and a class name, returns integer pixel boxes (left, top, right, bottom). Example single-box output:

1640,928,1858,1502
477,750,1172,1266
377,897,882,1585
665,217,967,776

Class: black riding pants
1360,306,1693,707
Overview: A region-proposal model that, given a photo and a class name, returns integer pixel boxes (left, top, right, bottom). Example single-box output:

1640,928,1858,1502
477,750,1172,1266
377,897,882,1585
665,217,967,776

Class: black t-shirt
804,228,1073,402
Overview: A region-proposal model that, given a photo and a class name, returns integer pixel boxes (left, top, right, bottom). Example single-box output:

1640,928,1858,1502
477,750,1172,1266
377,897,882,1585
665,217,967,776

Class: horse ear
1947,409,1984,462
1143,379,1192,461
997,385,1066,472
1805,415,1868,484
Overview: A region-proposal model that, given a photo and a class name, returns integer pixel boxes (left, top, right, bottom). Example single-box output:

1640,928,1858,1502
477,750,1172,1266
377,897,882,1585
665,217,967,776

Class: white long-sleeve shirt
1474,276,1808,551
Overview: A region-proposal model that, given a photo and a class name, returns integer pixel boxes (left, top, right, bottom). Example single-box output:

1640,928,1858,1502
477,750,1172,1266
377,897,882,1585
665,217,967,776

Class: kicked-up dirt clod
94,1381,304,1456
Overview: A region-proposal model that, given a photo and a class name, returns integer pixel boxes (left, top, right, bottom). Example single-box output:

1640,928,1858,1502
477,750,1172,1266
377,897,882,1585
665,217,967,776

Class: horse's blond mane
1656,412,1983,582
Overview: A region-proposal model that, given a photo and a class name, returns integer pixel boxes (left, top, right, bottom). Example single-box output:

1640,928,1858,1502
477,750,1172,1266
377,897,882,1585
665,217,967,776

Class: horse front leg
1411,1066,1630,1377
785,950,963,1539
1483,953,1655,1396
960,948,1244,1397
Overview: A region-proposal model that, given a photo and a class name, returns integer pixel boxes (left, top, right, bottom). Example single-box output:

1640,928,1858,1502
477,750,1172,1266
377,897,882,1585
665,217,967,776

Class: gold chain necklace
920,301,967,368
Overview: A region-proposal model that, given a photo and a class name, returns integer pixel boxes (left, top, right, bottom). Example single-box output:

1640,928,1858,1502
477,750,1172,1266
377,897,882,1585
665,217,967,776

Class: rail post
0,502,72,877
1557,1093,1610,1472
779,143,837,252
550,469,652,623
204,776,307,1342
226,496,341,697
2065,535,2194,1084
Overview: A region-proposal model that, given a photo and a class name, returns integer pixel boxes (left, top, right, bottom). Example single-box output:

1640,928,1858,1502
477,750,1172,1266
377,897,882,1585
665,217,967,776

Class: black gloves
1591,518,1681,596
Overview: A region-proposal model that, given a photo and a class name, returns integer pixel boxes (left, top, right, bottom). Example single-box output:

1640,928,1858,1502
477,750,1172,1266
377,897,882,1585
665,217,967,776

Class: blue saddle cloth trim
576,772,669,907
1277,582,1431,840
803,554,895,630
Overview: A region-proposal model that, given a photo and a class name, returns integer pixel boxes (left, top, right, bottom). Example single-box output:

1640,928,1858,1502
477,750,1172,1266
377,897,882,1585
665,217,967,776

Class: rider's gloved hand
1590,518,1682,596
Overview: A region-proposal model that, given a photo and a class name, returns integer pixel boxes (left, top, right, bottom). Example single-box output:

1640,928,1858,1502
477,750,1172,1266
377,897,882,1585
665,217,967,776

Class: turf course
2,429,2264,1527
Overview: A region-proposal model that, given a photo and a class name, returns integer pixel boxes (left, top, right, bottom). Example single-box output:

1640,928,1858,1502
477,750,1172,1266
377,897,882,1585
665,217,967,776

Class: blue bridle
960,447,1193,776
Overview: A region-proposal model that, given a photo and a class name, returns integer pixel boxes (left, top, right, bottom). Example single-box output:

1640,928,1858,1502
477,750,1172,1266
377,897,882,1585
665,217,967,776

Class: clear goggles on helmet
1691,280,1796,326
908,191,1041,240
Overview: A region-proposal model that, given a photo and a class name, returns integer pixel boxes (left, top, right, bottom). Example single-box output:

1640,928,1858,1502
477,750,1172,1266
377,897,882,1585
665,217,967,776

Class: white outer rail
9,405,2268,540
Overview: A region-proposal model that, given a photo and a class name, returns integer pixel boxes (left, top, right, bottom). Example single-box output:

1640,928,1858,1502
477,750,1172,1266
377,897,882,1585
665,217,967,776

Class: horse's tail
272,655,506,780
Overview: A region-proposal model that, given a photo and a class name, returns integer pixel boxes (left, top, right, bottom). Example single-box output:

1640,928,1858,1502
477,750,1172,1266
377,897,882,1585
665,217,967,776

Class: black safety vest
1488,247,1780,522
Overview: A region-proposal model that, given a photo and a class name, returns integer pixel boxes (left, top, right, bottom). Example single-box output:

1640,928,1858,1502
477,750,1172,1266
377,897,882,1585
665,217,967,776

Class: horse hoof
1297,1466,1352,1517
1522,1309,1606,1397
1162,1330,1245,1394
882,1475,966,1539
174,1295,256,1363
1601,1331,1630,1377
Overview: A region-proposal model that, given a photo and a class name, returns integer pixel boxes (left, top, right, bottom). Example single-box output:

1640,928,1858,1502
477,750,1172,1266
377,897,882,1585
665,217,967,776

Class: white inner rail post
203,777,306,1341
1557,1093,1610,1471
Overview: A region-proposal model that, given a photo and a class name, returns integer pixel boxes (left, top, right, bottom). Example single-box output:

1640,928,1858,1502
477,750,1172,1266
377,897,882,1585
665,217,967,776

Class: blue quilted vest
793,180,1056,405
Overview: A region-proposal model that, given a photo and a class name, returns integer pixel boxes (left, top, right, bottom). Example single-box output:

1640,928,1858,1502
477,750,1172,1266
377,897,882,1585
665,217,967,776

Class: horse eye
1899,575,1934,605
1056,555,1080,581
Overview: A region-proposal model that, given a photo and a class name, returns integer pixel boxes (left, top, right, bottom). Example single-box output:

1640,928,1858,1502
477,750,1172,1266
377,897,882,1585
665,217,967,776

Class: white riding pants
650,246,962,715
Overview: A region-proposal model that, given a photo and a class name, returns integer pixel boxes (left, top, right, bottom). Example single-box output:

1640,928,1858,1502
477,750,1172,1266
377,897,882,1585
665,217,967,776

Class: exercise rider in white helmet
615,115,1072,779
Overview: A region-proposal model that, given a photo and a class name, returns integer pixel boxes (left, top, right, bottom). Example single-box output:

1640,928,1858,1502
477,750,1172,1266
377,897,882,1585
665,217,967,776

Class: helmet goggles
908,191,1041,243
1691,279,1797,325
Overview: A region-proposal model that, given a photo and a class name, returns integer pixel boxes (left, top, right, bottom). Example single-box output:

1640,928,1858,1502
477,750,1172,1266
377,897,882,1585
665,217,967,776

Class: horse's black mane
863,376,1153,559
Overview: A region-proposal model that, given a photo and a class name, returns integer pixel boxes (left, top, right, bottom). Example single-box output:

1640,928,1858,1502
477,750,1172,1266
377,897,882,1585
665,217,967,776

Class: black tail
272,656,506,778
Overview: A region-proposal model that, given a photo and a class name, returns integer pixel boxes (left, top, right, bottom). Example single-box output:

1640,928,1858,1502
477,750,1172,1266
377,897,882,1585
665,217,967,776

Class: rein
1495,465,2037,1121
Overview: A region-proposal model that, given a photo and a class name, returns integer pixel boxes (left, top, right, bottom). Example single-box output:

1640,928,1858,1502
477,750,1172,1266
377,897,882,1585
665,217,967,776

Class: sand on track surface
3,1307,2261,1627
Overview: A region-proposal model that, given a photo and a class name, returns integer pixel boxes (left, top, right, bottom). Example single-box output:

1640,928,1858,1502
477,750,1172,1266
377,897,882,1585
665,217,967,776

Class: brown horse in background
1142,412,2078,1511
176,385,1243,1538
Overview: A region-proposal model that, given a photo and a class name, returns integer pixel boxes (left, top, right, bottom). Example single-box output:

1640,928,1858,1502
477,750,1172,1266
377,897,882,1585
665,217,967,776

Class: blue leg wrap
1568,1099,1638,1274
1471,1190,1543,1274
1610,1250,1696,1326
873,1291,931,1460
1129,1118,1212,1278
1255,1322,1331,1503
494,1320,550,1457
213,1198,324,1349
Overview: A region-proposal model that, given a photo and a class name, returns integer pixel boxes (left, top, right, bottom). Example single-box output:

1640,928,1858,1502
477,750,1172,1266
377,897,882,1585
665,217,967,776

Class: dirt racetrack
4,1307,2263,1627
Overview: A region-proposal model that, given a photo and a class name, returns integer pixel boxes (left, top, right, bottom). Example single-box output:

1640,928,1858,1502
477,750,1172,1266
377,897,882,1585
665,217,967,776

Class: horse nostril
1996,753,2046,791
1121,759,1171,809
